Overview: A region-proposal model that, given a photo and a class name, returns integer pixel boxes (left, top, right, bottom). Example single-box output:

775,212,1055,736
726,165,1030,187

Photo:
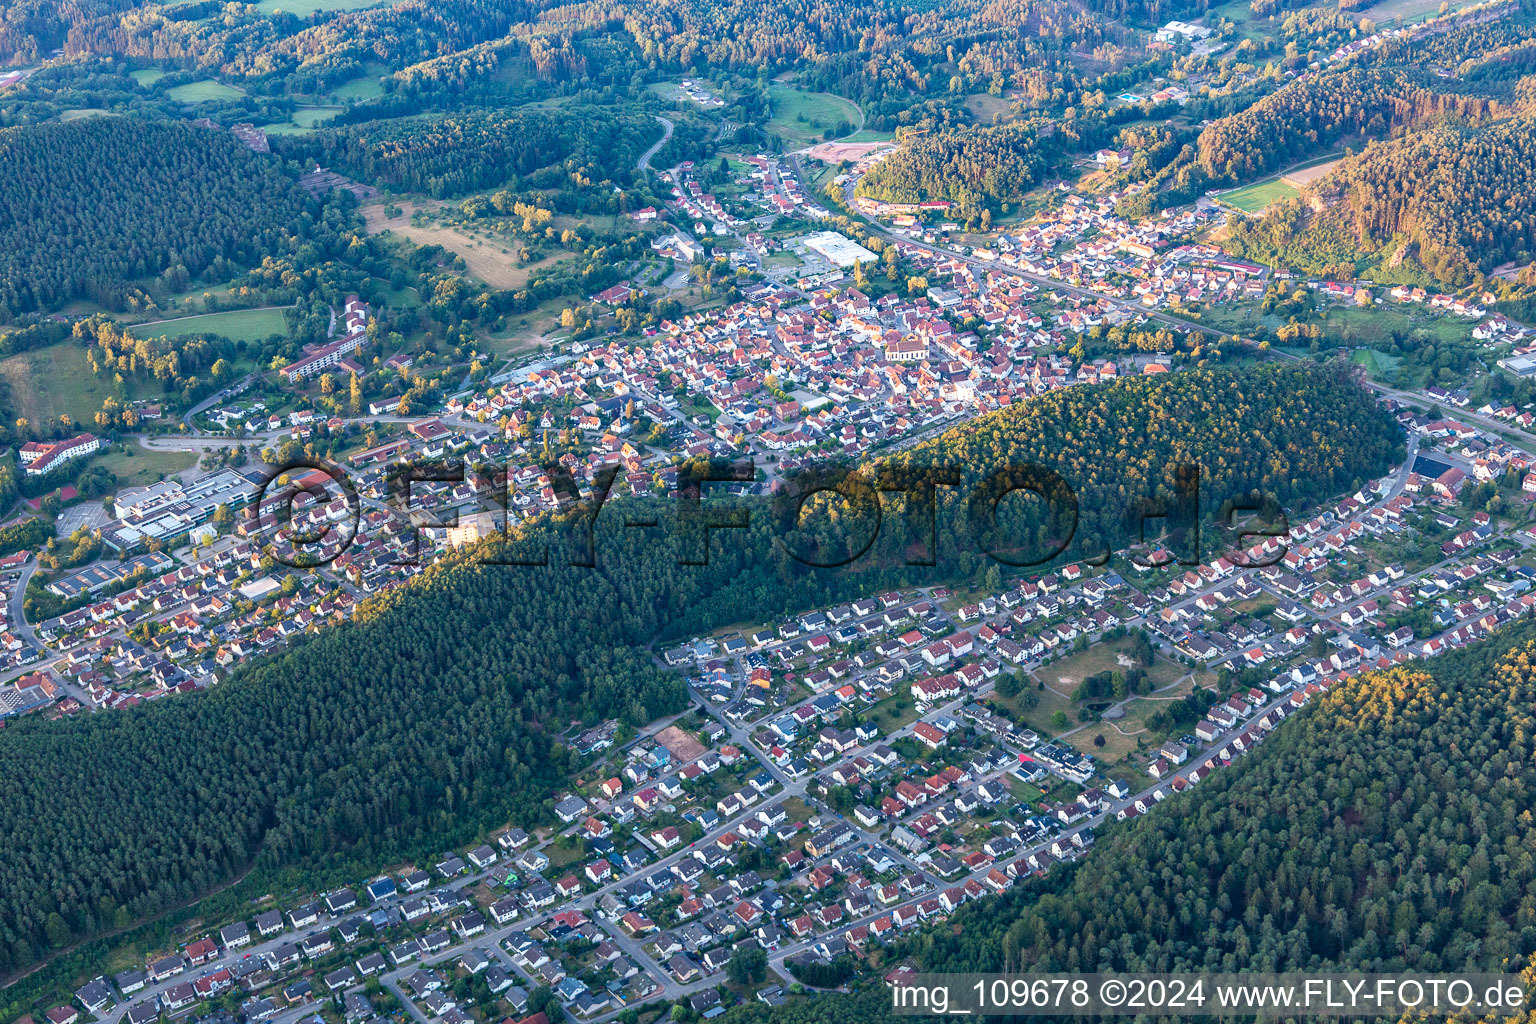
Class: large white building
280,296,370,382
1156,20,1212,41
802,231,878,268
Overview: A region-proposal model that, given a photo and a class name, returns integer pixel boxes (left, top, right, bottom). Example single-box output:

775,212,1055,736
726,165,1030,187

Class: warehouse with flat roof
802,231,877,268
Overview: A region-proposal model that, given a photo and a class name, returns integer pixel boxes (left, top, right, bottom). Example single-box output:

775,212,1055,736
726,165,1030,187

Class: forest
1195,68,1502,182
279,108,657,198
887,361,1401,567
0,361,1397,978
0,551,689,977
857,119,1074,214
0,117,315,318
1227,116,1536,286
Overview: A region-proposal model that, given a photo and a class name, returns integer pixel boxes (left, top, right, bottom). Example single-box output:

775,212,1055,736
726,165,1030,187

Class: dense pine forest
0,554,688,976
890,361,1401,565
0,118,315,317
1227,115,1536,285
1194,67,1501,182
856,119,1070,212
280,108,655,197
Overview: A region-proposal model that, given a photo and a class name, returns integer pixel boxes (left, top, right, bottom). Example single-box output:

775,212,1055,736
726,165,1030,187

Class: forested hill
888,361,1402,567
0,554,688,978
722,617,1536,1024
855,119,1070,213
0,361,1396,978
279,109,657,197
0,117,316,318
1194,67,1501,182
1227,116,1536,287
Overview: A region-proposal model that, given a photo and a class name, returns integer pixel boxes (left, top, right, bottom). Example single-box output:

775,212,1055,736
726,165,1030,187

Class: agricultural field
267,105,342,133
165,80,245,104
127,307,290,343
129,68,166,87
0,342,145,426
1217,176,1299,214
766,85,862,150
1359,0,1477,23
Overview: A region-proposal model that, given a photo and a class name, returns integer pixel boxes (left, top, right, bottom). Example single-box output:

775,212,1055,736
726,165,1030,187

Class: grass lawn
1217,176,1299,214
1043,637,1146,692
1349,347,1405,381
868,692,923,730
291,105,343,128
94,446,198,489
1144,653,1190,689
0,343,147,426
374,281,423,308
1359,0,1476,23
990,681,1077,738
544,838,586,869
840,129,897,144
766,85,862,150
165,80,245,104
130,68,167,87
1006,777,1045,804
1065,724,1139,765
128,307,289,343
331,75,385,102
1326,304,1470,344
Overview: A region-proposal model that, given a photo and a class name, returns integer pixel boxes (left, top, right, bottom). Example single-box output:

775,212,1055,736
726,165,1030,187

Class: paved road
638,116,675,173
182,374,259,432
7,560,39,649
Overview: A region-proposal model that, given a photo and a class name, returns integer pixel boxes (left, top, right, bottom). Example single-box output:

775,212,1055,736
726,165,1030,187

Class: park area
766,84,862,150
127,307,290,343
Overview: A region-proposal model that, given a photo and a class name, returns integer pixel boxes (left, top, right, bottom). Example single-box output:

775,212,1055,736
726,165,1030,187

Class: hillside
1225,116,1536,286
723,617,1536,1024
890,361,1402,567
282,109,656,198
0,361,1399,981
1194,68,1500,183
0,118,314,318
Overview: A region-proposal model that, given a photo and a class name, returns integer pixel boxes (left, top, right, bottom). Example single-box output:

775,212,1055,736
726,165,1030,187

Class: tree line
0,118,316,319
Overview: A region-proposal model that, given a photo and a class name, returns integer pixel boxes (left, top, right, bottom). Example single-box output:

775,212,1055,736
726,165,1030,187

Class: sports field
128,308,289,343
1217,176,1299,213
